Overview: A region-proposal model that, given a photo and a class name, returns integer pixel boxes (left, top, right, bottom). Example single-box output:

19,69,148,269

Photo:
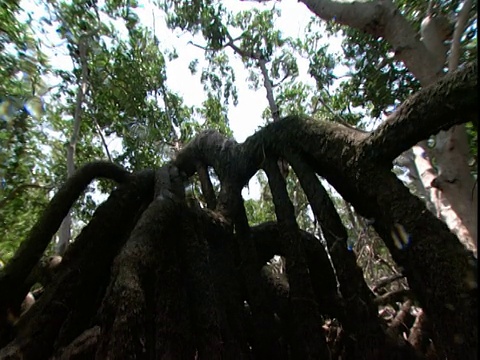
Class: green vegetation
0,0,477,358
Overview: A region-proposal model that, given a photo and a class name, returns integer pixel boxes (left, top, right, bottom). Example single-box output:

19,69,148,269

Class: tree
295,0,478,254
31,0,205,256
163,0,478,254
0,0,51,264
0,63,476,359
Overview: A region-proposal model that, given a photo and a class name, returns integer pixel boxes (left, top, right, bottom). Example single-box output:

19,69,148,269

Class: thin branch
92,118,112,162
187,41,214,52
448,0,474,71
316,95,369,133
372,273,405,293
374,289,414,305
225,32,261,60
271,68,291,88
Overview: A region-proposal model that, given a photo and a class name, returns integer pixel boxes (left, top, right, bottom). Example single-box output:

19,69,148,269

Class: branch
448,0,474,71
225,32,260,60
196,162,217,209
258,59,280,122
271,67,291,88
360,62,477,163
176,60,475,195
187,41,214,52
372,273,405,293
299,0,440,85
374,289,414,305
0,162,130,312
92,117,112,162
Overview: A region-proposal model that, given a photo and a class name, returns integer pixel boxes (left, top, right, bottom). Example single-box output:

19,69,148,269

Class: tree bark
173,63,477,359
0,64,476,359
297,0,477,252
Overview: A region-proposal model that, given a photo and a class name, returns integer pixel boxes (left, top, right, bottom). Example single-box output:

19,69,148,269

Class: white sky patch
18,0,345,203
20,0,344,144
134,0,342,143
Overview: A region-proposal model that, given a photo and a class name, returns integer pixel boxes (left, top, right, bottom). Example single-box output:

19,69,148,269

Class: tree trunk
0,65,476,359
56,37,90,255
298,0,477,253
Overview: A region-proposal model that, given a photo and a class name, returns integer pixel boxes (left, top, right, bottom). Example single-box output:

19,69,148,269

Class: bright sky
22,0,339,143
138,0,323,142
20,0,343,200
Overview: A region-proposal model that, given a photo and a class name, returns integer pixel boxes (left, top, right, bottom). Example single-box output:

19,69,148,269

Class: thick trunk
0,66,476,358
172,63,477,359
298,0,477,253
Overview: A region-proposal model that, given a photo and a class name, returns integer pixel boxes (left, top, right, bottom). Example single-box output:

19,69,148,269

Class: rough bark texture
299,0,478,254
0,64,477,359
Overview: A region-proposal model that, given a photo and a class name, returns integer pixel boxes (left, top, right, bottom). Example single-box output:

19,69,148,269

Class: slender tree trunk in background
433,0,477,253
226,34,279,122
414,0,476,253
395,148,435,213
256,58,290,177
431,125,477,252
226,36,287,176
410,145,439,213
297,0,477,253
56,39,89,255
341,199,361,235
258,59,280,122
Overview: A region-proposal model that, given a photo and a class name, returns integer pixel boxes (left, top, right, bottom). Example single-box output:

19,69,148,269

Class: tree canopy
0,0,477,359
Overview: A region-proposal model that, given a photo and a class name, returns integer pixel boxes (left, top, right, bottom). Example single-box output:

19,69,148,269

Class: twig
374,289,414,305
372,273,405,293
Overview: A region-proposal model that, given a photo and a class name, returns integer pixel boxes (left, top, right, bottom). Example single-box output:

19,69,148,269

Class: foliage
0,0,51,264
0,0,476,273
0,0,478,357
2,0,245,260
